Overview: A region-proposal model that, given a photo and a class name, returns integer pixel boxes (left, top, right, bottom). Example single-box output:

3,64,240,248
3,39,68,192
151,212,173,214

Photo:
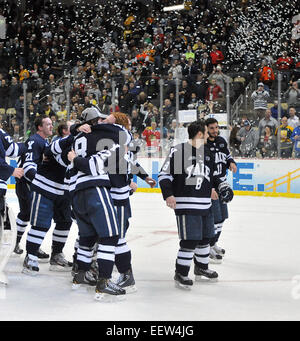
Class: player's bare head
205,117,219,138
35,115,53,137
111,112,130,130
57,121,70,137
188,120,207,140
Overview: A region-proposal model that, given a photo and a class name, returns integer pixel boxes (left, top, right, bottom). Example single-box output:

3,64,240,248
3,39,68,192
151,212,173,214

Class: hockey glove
218,182,234,203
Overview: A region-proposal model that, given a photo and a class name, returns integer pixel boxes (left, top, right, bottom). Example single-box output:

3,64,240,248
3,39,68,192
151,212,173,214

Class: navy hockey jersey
206,136,236,182
0,129,26,195
18,133,48,182
51,123,131,197
158,142,225,216
18,133,66,200
109,150,149,206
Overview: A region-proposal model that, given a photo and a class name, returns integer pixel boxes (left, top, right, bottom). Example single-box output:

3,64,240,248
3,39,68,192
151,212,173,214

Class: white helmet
81,106,107,123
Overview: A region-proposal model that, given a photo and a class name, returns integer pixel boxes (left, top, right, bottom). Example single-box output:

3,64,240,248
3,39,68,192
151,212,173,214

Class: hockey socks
194,239,210,270
26,225,48,256
97,236,119,279
115,238,132,274
16,218,29,244
175,240,198,277
76,236,97,271
51,222,72,255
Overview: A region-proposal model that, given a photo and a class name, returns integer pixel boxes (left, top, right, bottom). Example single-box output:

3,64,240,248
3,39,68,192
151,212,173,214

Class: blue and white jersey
0,128,25,158
159,143,224,216
109,149,149,206
18,133,66,200
207,136,236,182
0,129,26,195
53,123,131,197
18,133,48,182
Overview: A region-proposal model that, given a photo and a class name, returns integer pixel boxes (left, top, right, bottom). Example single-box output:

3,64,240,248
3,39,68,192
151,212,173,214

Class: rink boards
6,158,300,198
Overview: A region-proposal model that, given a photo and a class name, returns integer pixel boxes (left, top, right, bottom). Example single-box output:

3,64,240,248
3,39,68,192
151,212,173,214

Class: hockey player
205,118,237,263
66,107,132,300
158,120,233,290
14,117,53,260
22,116,73,274
107,113,156,293
0,129,24,284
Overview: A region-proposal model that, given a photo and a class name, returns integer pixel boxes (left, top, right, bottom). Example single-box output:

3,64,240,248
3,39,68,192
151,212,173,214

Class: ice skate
72,270,97,290
114,269,137,294
22,255,39,276
37,248,50,263
49,253,73,272
174,271,193,290
194,265,218,282
13,243,23,255
209,247,223,264
94,278,126,302
213,243,225,256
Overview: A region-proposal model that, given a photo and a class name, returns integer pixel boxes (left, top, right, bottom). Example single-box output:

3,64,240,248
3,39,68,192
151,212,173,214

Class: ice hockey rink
1,190,300,321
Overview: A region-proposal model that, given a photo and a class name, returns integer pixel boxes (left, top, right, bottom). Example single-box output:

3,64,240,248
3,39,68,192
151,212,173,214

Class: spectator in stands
32,96,43,116
208,64,230,92
44,73,56,95
56,104,68,121
46,95,60,113
178,79,192,110
187,92,200,111
118,84,134,115
18,64,30,83
251,83,270,121
28,104,37,124
257,61,275,90
162,98,176,128
50,113,59,135
0,79,9,109
258,125,277,158
236,120,259,157
284,82,300,107
258,108,279,137
8,77,22,108
275,116,294,158
15,94,25,126
270,100,287,119
276,51,293,83
194,73,209,103
287,107,299,129
131,109,144,135
210,44,224,66
143,103,160,127
198,51,213,75
167,119,177,143
168,59,182,80
229,124,241,157
291,124,300,158
182,58,198,83
206,79,223,102
142,120,161,157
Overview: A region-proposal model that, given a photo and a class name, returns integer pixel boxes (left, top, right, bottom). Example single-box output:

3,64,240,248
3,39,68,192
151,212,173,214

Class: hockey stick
0,204,17,285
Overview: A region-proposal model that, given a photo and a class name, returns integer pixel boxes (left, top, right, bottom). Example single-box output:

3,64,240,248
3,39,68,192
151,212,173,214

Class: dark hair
34,115,48,130
205,117,218,126
188,120,206,139
264,125,273,134
57,122,68,137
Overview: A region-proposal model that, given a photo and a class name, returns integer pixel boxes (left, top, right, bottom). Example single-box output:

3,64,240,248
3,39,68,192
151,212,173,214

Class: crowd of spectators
0,0,298,158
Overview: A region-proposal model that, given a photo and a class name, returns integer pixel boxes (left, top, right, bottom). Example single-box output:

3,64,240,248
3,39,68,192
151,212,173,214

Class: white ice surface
1,190,300,321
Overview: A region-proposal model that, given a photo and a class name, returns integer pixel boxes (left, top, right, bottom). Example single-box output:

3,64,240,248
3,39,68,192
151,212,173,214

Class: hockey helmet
81,106,108,123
